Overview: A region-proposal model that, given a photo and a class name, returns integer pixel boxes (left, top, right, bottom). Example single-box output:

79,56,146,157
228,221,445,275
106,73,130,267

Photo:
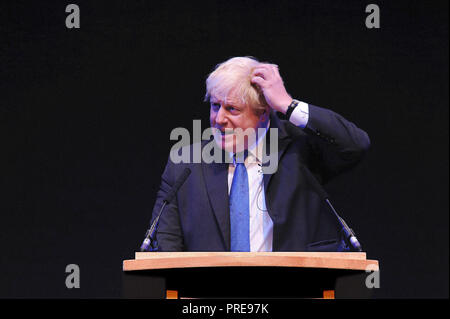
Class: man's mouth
217,128,234,136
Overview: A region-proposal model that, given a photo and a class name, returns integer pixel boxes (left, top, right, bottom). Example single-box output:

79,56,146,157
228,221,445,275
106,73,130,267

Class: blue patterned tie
229,162,250,252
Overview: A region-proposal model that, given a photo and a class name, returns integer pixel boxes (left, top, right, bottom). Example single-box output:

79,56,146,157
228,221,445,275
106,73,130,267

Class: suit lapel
201,157,231,251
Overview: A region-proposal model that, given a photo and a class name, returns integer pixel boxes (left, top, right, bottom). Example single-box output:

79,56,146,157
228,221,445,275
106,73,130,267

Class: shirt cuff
289,101,309,128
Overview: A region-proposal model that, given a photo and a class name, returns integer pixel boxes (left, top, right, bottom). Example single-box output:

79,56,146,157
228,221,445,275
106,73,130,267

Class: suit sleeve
150,158,185,251
301,104,371,184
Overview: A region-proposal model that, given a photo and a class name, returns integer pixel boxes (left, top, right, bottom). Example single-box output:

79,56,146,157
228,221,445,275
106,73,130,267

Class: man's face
209,90,267,153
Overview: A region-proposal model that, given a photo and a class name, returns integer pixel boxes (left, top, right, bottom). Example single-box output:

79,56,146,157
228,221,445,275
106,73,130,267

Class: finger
270,64,279,77
260,63,278,73
272,64,282,78
251,75,266,88
258,63,277,69
252,67,271,80
254,64,279,79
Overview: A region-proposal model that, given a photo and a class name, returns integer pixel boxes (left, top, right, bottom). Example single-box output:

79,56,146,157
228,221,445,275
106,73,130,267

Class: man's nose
215,106,227,125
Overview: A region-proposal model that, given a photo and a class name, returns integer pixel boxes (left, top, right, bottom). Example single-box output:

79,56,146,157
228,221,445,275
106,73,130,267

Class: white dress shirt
226,101,309,251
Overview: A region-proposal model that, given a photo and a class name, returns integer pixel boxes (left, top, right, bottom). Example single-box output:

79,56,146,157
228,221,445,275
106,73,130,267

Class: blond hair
204,56,269,116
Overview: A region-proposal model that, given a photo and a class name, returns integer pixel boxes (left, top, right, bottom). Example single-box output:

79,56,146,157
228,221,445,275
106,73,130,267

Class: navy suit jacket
151,104,370,251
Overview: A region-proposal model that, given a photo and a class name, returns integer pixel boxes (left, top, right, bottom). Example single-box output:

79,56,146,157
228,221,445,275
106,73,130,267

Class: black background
0,0,448,298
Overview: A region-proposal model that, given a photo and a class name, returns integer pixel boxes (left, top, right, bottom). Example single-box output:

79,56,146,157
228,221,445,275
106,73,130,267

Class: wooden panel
135,251,367,260
123,252,378,272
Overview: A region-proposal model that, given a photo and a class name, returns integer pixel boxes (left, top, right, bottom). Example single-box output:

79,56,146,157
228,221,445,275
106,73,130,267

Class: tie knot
234,150,249,165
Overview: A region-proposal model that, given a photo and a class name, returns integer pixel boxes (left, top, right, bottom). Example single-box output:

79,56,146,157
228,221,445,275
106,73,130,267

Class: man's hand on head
251,64,293,114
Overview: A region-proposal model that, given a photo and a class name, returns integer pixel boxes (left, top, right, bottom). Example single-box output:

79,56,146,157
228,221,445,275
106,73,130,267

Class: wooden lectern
122,252,379,299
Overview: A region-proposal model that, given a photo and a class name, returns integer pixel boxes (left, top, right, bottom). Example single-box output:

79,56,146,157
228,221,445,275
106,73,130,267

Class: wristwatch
285,99,300,120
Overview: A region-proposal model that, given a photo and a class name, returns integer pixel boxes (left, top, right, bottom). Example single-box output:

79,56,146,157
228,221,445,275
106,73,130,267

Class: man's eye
211,103,220,110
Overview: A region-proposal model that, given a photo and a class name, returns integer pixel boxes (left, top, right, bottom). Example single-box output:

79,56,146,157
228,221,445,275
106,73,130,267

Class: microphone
300,165,363,252
140,168,191,252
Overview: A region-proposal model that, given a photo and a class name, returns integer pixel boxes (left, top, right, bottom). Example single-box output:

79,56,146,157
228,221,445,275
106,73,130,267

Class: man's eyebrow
209,99,239,108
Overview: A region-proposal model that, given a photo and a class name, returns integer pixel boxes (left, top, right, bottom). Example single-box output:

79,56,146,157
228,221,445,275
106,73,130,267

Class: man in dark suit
150,57,370,252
